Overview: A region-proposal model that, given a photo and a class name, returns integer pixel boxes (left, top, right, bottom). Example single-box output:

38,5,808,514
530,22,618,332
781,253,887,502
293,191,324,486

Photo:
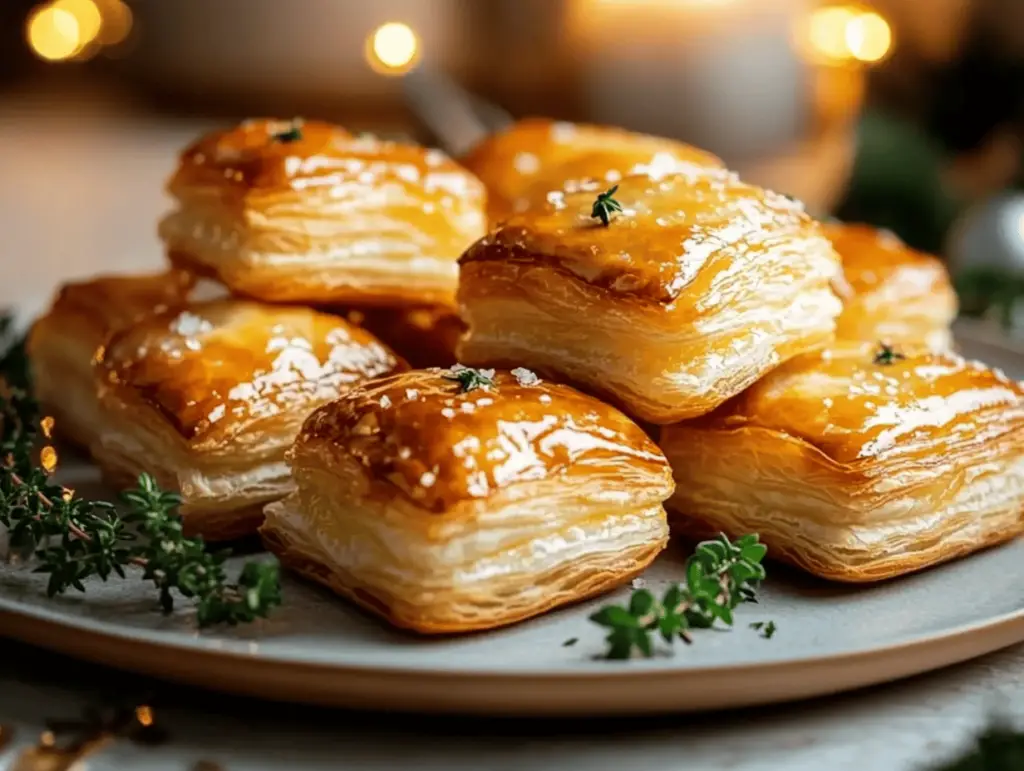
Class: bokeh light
95,0,132,46
802,4,893,66
366,22,421,75
27,5,82,62
53,0,102,44
845,11,892,63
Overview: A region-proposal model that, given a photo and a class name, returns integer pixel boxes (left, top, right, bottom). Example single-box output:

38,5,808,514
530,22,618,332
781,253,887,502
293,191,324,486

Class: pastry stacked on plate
27,116,1024,635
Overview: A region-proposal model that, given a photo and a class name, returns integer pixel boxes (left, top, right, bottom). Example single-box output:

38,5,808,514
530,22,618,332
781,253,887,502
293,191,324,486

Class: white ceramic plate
3,397,1024,717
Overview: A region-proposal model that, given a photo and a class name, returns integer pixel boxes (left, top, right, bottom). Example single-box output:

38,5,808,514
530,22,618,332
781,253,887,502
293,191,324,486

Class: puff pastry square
261,367,674,633
159,119,487,308
341,305,464,369
460,117,724,224
828,222,957,350
660,342,1024,582
457,170,844,424
27,270,200,449
92,300,404,540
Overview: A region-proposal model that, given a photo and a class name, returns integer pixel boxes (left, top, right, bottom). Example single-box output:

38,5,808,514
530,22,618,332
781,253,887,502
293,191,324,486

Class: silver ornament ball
946,193,1024,279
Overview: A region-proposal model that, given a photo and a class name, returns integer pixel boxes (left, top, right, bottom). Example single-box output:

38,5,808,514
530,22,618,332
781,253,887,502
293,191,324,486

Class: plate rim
4,596,1024,715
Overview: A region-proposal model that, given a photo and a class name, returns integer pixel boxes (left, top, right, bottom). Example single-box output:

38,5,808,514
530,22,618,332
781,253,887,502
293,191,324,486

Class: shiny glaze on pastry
26,270,200,449
341,305,464,369
91,299,404,540
460,117,724,223
458,169,843,424
159,118,487,308
261,368,673,633
660,341,1024,581
828,222,957,350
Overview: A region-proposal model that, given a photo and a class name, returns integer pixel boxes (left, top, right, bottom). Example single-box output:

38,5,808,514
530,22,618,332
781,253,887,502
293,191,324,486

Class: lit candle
565,0,816,161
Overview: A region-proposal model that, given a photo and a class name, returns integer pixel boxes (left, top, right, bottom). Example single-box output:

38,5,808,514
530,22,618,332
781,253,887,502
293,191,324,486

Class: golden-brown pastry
460,117,724,223
92,299,404,540
26,270,201,449
341,305,464,369
261,366,673,633
660,341,1024,582
457,169,844,425
159,119,487,308
827,222,957,350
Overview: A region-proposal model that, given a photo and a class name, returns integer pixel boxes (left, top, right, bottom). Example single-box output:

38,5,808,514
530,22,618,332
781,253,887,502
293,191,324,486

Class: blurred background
1,0,1023,329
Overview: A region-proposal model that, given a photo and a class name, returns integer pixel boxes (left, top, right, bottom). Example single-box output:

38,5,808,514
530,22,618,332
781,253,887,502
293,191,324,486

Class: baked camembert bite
457,170,843,424
660,341,1024,581
159,118,487,308
91,299,404,540
27,270,200,449
460,117,724,223
261,366,674,633
828,222,957,350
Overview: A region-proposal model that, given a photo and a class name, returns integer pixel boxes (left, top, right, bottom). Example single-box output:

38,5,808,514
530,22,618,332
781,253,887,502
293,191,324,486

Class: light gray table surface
1,81,1022,771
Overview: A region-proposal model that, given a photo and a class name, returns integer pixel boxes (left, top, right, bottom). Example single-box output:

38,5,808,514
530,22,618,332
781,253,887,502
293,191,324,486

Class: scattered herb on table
591,185,623,226
589,533,768,659
0,314,282,626
750,620,776,639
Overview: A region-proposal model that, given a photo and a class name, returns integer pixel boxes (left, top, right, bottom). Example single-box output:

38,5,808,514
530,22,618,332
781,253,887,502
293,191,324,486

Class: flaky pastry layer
262,469,668,634
660,343,1024,581
458,170,843,423
159,119,486,306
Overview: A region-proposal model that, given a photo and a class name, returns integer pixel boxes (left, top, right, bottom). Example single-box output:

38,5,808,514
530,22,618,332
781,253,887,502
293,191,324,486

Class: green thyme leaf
441,365,495,393
588,533,768,659
590,185,623,226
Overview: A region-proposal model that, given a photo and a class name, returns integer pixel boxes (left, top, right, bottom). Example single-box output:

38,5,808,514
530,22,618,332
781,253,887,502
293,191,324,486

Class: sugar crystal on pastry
660,341,1024,582
261,368,674,633
457,168,844,424
91,299,404,541
159,118,487,308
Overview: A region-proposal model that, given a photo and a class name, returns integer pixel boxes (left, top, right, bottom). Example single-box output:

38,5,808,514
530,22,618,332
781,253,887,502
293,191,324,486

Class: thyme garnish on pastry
441,364,496,392
873,342,906,366
590,185,623,226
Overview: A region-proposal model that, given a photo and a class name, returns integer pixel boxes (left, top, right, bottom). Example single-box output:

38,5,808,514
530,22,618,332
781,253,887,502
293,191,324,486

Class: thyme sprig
589,533,768,659
0,315,281,626
590,185,623,226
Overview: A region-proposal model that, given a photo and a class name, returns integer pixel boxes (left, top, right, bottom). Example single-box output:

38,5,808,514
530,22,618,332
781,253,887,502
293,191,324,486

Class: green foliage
589,534,769,659
0,314,281,626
